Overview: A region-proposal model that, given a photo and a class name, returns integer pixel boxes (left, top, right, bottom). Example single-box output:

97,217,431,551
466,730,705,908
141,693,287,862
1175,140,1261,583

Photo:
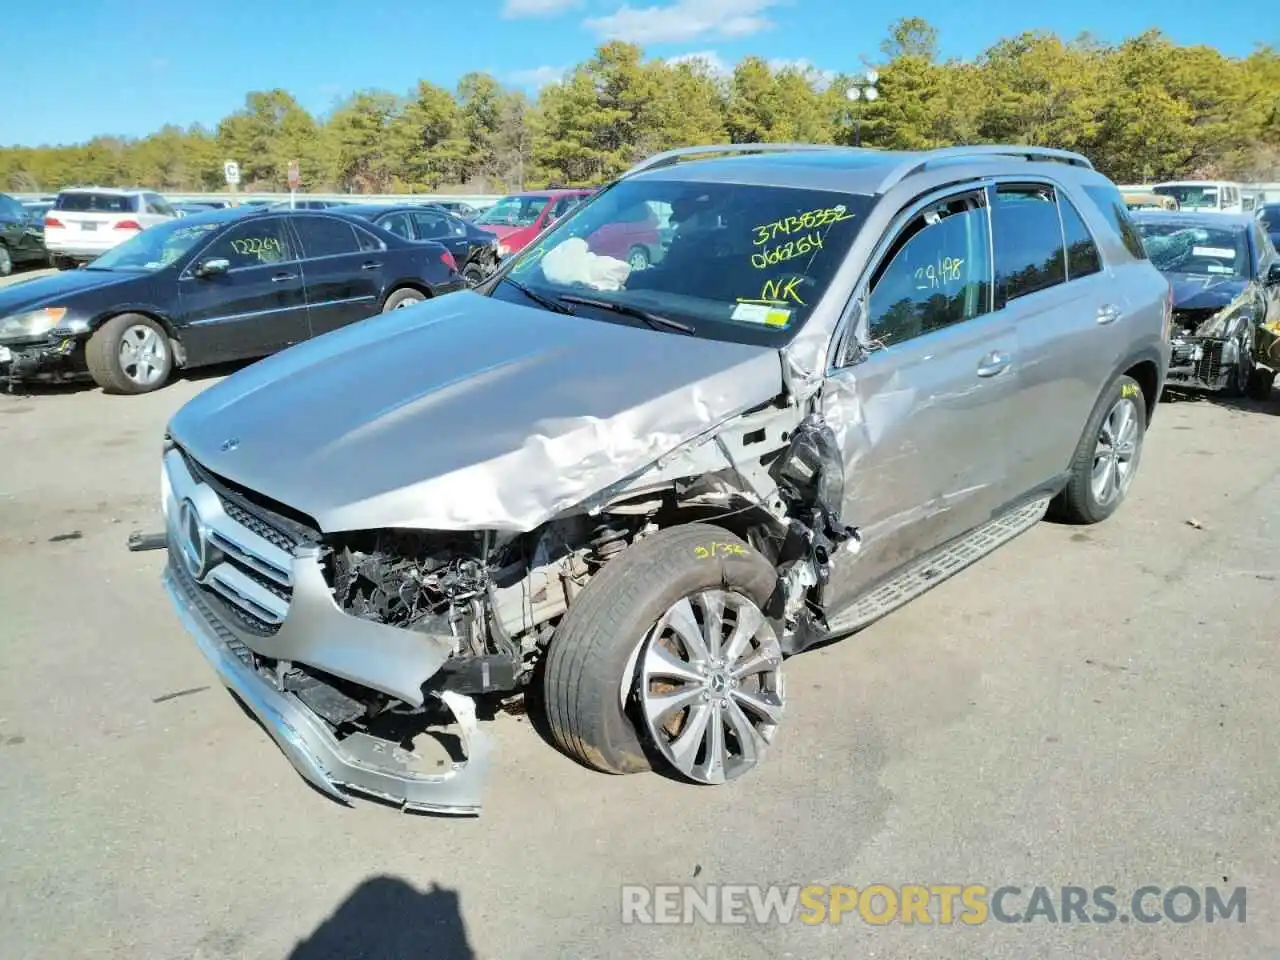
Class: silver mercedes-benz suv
157,144,1172,815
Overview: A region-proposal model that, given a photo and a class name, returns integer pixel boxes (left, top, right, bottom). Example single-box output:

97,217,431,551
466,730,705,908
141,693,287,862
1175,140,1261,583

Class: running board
824,496,1051,639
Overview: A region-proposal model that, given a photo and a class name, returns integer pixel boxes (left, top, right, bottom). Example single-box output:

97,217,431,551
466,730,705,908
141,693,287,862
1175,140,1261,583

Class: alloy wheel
637,589,784,785
1091,396,1140,508
118,324,167,388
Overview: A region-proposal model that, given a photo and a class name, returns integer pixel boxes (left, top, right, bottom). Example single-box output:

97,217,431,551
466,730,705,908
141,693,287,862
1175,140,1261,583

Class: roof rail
620,143,865,180
875,145,1094,194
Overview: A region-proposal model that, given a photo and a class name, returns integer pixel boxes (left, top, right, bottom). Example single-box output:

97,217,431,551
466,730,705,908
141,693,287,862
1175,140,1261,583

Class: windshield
475,195,549,227
88,219,221,272
1134,221,1248,278
1152,185,1220,211
490,178,873,346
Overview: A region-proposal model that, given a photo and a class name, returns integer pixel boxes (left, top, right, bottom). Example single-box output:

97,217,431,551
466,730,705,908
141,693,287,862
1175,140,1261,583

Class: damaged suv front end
1133,212,1275,395
158,161,869,812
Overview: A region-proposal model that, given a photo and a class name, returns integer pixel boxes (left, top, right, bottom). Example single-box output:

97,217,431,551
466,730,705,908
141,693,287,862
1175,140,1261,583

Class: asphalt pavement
0,271,1277,958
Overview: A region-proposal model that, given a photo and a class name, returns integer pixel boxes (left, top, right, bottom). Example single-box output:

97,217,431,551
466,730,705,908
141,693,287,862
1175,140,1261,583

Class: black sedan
1133,211,1280,398
339,204,499,286
0,207,465,394
1,192,51,276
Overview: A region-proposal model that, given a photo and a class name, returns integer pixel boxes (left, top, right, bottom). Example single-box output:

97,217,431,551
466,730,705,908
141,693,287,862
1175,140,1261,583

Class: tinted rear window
1084,185,1147,260
55,192,139,213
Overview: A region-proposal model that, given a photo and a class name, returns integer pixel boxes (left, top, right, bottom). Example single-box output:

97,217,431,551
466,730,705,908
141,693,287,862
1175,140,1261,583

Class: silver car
157,144,1171,814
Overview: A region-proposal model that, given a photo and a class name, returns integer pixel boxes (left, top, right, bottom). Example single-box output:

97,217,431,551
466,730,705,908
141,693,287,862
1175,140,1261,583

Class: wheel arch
89,308,184,364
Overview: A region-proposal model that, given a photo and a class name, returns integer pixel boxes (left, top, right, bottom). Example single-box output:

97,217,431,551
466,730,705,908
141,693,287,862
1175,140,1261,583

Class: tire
1246,366,1275,401
462,263,485,288
84,314,174,395
382,287,426,312
0,244,12,277
1052,374,1147,524
1224,332,1254,398
543,522,780,779
626,245,650,271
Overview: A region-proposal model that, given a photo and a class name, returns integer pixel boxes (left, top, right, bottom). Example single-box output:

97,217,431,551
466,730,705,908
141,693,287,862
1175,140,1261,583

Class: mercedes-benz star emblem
220,438,240,453
178,499,211,580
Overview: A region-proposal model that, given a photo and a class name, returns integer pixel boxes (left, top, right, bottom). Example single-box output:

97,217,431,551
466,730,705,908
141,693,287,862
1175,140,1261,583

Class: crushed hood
1167,273,1247,312
167,292,783,534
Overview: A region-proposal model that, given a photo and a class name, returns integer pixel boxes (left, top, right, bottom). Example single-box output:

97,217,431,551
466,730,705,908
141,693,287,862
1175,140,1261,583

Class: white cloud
507,65,569,89
501,0,581,15
665,50,731,76
768,57,838,91
586,0,778,44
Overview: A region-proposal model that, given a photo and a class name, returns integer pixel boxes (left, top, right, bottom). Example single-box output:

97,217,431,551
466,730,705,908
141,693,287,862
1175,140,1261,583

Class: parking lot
1,257,1279,960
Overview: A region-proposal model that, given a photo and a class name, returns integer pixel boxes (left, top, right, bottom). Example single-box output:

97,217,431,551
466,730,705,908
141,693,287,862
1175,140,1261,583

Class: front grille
1195,340,1224,385
169,448,301,636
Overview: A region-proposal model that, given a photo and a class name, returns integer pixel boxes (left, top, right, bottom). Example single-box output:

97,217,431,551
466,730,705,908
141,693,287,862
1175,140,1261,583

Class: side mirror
195,258,230,278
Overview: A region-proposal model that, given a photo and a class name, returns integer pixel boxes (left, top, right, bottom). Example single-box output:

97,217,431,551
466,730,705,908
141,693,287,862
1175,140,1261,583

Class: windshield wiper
557,294,695,335
502,277,575,315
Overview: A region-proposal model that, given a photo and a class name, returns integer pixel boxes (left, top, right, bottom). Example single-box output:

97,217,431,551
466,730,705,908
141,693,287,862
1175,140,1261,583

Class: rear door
822,185,1018,609
409,209,473,265
291,215,386,337
177,216,309,363
988,181,1115,495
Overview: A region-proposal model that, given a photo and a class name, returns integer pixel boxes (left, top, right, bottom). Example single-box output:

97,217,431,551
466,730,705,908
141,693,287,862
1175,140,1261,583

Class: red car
474,190,663,270
474,190,592,258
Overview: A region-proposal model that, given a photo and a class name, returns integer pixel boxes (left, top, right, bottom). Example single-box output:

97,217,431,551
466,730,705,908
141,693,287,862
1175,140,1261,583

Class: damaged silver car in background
151,143,1171,815
1132,211,1280,400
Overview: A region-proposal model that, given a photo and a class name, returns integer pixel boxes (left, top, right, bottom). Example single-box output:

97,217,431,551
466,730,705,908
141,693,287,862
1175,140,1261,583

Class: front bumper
163,566,492,814
160,446,493,814
0,335,85,382
1166,336,1234,391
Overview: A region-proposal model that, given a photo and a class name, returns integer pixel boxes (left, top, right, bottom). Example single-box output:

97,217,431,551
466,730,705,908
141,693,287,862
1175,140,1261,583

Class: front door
177,216,309,364
822,187,1019,609
290,215,385,337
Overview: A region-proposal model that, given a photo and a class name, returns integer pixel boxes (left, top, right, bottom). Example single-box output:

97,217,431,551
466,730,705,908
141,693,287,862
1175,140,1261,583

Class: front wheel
0,244,12,277
1052,374,1147,524
84,314,174,394
626,245,650,271
542,523,783,783
1225,332,1254,398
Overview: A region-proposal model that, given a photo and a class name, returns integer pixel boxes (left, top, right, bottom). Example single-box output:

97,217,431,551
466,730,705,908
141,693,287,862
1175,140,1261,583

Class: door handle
271,272,297,282
1096,303,1122,325
360,261,381,270
977,350,1012,378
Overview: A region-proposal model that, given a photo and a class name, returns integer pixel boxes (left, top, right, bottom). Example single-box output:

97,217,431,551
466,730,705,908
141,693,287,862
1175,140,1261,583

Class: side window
1083,185,1148,260
410,211,451,239
379,212,414,239
865,192,992,349
201,219,295,271
1058,195,1102,280
354,226,382,252
991,185,1066,306
292,216,360,258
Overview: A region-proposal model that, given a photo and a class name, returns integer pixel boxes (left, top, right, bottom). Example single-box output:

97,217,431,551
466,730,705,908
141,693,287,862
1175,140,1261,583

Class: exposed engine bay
302,403,860,729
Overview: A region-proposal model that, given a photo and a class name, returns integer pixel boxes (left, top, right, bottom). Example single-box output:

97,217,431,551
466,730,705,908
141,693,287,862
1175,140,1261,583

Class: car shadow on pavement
2,357,257,397
287,875,475,960
1160,387,1280,417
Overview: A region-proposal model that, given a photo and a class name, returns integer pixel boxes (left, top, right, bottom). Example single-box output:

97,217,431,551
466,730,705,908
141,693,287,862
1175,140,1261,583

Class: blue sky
0,0,1271,147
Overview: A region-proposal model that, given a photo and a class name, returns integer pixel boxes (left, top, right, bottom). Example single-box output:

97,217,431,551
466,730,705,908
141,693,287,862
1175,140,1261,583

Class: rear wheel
1052,374,1146,524
0,244,12,277
382,287,425,312
543,523,783,782
84,314,174,394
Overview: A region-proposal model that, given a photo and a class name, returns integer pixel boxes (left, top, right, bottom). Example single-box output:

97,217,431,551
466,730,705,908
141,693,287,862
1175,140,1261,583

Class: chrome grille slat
164,448,296,635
